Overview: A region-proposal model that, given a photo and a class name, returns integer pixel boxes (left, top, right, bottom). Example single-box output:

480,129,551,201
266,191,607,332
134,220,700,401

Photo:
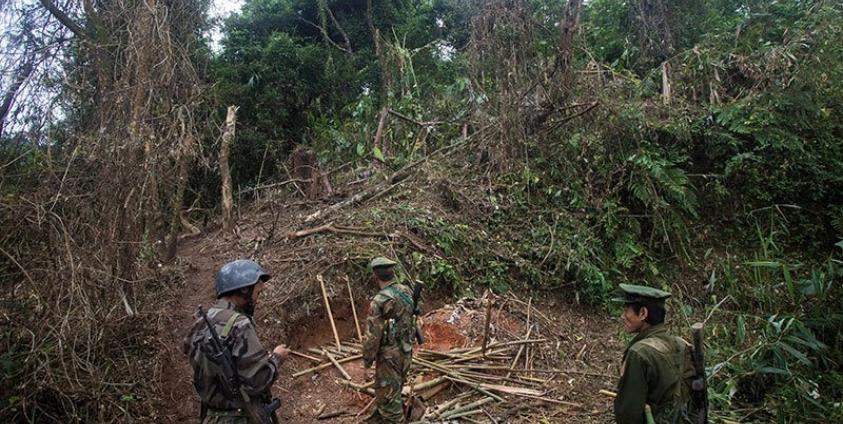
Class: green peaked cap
369,256,397,271
611,283,671,304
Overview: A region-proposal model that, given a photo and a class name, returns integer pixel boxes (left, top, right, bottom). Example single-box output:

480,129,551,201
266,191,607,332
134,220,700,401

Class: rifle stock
690,322,709,424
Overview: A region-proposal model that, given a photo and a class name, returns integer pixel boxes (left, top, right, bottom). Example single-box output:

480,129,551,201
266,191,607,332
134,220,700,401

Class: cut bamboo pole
337,378,375,396
481,292,493,358
220,105,238,231
444,409,483,420
345,275,363,341
507,324,534,378
440,397,494,419
403,376,448,394
443,376,505,402
322,348,352,380
290,350,322,362
317,274,342,350
292,354,362,377
429,393,472,418
510,393,583,408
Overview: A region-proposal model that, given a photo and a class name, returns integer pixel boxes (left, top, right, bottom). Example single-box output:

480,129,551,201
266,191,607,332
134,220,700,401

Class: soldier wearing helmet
183,259,290,423
362,256,416,423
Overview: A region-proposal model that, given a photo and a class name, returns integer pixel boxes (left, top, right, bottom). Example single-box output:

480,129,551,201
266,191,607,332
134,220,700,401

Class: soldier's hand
273,344,290,360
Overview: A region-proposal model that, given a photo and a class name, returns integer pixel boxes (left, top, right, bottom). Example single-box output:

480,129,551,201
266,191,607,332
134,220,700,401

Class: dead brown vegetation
1,0,211,421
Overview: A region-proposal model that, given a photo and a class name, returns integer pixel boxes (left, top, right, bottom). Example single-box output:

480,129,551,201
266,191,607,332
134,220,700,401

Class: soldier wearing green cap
613,283,691,424
362,257,415,423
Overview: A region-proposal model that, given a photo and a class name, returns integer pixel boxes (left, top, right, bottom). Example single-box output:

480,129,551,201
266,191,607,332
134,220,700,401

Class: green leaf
777,341,811,365
356,143,365,157
782,264,794,298
736,314,746,345
757,366,789,375
373,147,385,162
745,261,781,269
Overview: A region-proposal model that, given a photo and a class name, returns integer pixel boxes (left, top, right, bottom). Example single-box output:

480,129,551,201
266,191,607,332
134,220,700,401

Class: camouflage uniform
362,281,416,423
183,300,281,423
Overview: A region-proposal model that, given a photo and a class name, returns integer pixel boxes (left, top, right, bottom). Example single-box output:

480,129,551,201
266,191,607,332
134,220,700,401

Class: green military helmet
611,283,671,305
368,256,397,273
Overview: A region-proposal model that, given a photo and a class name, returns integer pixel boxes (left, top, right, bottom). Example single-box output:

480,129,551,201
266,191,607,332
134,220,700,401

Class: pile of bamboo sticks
293,289,587,422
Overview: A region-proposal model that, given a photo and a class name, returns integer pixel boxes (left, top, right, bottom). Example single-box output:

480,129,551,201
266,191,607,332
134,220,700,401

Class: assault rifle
690,323,709,424
198,305,281,424
412,280,425,345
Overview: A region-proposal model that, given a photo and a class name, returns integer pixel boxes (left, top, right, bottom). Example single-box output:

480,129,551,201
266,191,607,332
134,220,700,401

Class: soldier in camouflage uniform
362,257,416,423
183,259,290,423
613,284,692,424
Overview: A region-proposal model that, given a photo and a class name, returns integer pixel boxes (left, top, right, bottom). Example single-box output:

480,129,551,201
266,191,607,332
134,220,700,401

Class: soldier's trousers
370,347,412,423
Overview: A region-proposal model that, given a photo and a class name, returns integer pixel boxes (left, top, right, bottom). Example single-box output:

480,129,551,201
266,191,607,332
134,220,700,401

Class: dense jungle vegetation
1,0,841,422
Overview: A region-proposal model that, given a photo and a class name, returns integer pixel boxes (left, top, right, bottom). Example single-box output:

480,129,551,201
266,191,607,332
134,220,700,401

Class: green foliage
207,1,843,420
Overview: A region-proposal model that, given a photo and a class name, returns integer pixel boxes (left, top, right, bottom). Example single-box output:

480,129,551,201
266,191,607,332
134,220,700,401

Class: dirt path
156,237,220,423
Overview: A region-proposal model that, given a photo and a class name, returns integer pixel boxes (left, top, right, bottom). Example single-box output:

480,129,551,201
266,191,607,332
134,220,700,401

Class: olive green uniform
183,300,281,423
615,324,688,424
362,282,415,423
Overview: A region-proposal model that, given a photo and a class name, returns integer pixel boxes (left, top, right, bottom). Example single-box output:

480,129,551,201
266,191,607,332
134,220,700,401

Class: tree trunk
0,59,35,139
529,0,583,130
165,111,195,261
661,61,672,105
221,105,238,231
373,106,389,161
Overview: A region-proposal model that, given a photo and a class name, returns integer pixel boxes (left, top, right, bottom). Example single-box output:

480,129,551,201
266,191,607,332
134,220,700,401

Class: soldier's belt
206,408,248,417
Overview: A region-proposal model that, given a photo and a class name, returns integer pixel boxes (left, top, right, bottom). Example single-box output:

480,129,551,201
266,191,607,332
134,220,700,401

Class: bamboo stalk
443,376,506,402
444,409,483,419
482,291,493,358
506,325,533,377
345,275,363,341
337,378,375,396
509,393,583,408
290,350,322,362
440,397,494,419
405,376,448,393
457,365,612,377
323,348,351,380
292,354,362,377
429,393,472,418
317,274,342,350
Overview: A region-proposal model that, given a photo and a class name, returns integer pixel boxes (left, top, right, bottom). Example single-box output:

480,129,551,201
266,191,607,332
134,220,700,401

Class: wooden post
373,106,389,160
318,274,342,350
662,62,672,105
165,111,193,261
346,276,363,341
481,291,493,358
220,105,238,231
